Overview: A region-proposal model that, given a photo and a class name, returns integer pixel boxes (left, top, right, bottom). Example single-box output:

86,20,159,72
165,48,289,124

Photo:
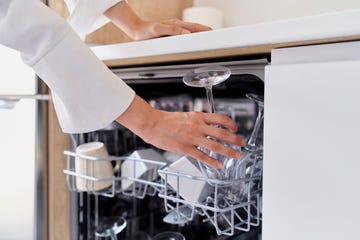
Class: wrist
115,95,158,142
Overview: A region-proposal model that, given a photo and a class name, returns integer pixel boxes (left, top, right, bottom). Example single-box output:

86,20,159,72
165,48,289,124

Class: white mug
121,148,168,191
182,6,223,30
75,141,113,192
159,156,212,203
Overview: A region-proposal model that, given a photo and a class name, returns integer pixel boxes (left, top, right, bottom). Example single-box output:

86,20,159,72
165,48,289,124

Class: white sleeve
0,0,135,133
64,0,124,40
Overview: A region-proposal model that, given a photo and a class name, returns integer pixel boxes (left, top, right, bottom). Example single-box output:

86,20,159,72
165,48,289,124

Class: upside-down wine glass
224,93,264,202
95,217,127,240
183,65,235,182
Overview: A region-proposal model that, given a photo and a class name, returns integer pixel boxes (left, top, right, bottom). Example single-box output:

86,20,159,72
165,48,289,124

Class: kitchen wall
193,0,360,27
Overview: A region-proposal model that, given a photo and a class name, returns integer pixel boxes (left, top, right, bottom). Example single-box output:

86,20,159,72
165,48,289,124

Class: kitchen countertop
91,9,360,67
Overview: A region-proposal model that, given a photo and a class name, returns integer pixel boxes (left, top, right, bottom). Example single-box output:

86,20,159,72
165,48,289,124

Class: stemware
183,65,231,114
183,66,264,202
243,93,264,152
224,93,264,202
95,217,127,240
183,66,234,181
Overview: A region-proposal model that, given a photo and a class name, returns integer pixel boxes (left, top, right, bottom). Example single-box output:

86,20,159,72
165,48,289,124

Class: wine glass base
163,205,194,225
95,217,127,239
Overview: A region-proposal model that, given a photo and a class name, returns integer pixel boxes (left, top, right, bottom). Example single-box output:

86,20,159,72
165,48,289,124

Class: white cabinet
262,41,360,239
0,46,37,239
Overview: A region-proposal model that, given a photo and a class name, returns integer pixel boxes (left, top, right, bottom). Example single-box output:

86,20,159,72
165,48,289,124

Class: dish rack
63,150,166,198
63,150,262,236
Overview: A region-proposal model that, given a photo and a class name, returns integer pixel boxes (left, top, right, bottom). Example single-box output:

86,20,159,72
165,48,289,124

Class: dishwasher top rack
63,149,263,236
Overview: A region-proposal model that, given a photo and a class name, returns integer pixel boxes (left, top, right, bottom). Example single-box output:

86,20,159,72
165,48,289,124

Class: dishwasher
63,58,267,240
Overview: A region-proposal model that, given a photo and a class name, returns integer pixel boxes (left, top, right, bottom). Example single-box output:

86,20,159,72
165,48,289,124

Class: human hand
142,110,245,169
104,1,211,41
116,96,245,169
130,19,212,40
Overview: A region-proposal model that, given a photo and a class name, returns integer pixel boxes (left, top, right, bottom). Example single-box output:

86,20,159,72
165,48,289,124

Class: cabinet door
263,42,360,240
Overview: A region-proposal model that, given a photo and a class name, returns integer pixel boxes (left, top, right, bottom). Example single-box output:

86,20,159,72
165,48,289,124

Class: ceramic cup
75,141,113,192
121,148,168,190
183,6,223,30
159,156,212,203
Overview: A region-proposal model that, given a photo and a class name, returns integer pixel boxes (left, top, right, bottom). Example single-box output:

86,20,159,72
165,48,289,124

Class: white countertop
91,9,360,66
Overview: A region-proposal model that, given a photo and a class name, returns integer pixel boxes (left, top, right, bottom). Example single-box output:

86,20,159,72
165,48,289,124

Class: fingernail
217,161,224,169
235,151,241,159
181,29,191,34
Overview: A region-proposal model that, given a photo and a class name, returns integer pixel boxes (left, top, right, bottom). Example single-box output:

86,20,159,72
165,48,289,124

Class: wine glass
224,93,264,202
183,66,234,181
183,65,230,114
244,93,264,152
95,217,127,240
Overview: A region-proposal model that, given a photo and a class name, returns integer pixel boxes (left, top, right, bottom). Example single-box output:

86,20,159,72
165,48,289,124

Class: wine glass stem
110,231,118,240
205,85,216,113
246,106,264,150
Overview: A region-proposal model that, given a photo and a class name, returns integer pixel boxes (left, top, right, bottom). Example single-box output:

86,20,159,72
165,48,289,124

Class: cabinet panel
263,53,360,239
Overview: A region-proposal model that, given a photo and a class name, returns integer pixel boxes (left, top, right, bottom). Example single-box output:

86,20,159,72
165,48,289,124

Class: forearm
104,1,144,40
0,0,135,133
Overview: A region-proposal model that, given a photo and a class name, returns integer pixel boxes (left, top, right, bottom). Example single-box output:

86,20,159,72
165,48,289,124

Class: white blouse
0,0,135,133
64,0,124,40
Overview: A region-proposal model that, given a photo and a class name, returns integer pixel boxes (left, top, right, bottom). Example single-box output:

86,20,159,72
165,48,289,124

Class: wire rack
63,149,263,236
63,150,166,198
157,151,262,236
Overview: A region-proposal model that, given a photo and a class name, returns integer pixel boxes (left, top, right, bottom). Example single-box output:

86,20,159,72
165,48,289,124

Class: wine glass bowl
183,65,231,89
246,93,264,107
244,93,264,152
223,93,264,202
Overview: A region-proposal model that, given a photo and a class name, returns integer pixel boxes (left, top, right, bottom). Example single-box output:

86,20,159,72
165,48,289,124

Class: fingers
152,19,212,38
184,112,245,147
153,23,190,37
203,112,239,133
204,125,246,147
194,112,246,161
186,146,224,169
164,19,212,32
194,131,242,159
179,112,245,168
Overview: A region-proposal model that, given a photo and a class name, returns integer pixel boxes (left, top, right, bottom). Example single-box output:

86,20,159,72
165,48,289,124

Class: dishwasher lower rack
63,150,167,198
63,150,262,236
157,168,262,236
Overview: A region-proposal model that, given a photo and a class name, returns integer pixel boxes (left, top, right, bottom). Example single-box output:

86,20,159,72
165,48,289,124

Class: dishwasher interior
63,58,267,240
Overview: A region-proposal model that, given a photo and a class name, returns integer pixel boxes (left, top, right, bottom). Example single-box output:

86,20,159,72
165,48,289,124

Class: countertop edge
91,9,360,67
